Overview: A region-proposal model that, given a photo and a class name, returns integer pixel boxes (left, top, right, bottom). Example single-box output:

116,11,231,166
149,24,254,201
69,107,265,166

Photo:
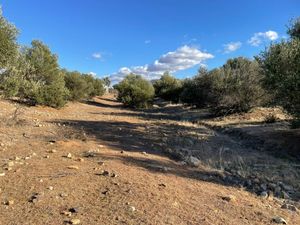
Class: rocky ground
0,95,299,225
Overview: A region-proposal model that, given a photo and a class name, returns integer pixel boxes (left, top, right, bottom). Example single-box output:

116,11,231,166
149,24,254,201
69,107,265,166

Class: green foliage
0,50,33,98
0,8,18,68
153,72,182,102
180,59,266,115
64,71,105,101
102,77,111,87
257,19,300,117
212,57,266,115
0,8,104,108
114,74,155,108
82,74,105,98
64,71,88,101
21,40,69,107
35,78,69,108
0,73,21,97
92,78,106,96
180,67,222,107
287,17,300,39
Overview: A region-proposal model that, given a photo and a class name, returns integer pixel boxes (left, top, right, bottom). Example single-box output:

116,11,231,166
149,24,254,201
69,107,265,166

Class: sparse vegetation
0,3,300,225
180,58,266,115
114,74,155,108
153,72,182,102
0,11,105,108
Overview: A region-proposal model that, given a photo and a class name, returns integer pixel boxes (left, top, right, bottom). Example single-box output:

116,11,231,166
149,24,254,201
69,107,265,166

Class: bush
180,58,266,115
82,74,105,98
212,57,266,115
35,80,69,108
257,18,300,117
180,67,222,107
22,40,69,107
153,72,182,102
64,71,88,101
114,74,154,108
0,8,18,69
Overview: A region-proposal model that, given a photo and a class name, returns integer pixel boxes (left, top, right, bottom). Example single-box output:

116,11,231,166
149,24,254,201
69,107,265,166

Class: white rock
187,156,201,167
273,216,287,224
129,206,136,212
7,161,14,167
259,191,268,199
70,219,81,224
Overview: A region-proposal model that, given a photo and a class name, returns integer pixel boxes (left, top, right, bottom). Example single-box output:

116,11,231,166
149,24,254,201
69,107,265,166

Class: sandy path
0,96,299,225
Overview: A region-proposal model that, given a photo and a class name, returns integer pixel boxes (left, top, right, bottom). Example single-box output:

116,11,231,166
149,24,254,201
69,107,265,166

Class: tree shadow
203,121,300,160
98,97,119,103
50,117,300,201
86,151,244,189
89,111,181,121
83,100,122,109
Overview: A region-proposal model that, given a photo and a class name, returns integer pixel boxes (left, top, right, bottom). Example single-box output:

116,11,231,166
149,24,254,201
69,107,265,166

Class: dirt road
0,95,299,225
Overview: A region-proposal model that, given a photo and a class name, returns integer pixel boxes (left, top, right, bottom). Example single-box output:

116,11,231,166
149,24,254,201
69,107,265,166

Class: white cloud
145,40,151,44
147,45,213,72
108,45,213,83
248,30,278,46
92,53,102,59
223,42,242,53
88,72,97,77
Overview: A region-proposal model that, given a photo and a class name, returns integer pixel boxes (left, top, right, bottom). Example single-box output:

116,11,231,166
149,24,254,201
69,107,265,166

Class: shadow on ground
49,98,300,201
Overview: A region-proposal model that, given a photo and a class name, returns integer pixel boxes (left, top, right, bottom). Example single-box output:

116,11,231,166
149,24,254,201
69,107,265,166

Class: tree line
115,17,300,123
0,9,108,108
1,8,299,121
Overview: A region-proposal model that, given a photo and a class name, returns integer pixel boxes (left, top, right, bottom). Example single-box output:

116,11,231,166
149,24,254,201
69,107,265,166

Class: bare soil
0,95,299,225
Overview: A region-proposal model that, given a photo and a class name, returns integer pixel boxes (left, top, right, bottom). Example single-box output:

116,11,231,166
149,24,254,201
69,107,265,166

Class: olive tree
0,7,18,69
257,17,300,117
153,72,182,102
23,40,69,108
114,74,155,108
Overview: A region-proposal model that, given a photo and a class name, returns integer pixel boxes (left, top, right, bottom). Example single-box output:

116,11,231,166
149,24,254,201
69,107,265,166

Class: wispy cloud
223,41,242,53
109,45,214,83
144,40,151,44
248,30,278,46
92,52,102,59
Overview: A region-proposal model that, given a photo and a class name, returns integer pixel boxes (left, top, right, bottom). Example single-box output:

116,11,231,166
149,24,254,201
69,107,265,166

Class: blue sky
1,0,299,82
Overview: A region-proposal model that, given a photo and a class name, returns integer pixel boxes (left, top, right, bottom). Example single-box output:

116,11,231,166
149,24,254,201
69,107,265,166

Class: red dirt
0,95,299,225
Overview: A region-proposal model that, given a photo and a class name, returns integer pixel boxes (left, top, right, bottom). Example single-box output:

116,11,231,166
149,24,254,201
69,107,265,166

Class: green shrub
0,73,21,97
180,58,266,115
114,74,155,108
153,72,182,102
257,18,300,117
82,74,105,98
0,8,18,69
22,40,69,107
35,80,69,108
211,57,266,115
180,67,222,107
64,71,88,101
